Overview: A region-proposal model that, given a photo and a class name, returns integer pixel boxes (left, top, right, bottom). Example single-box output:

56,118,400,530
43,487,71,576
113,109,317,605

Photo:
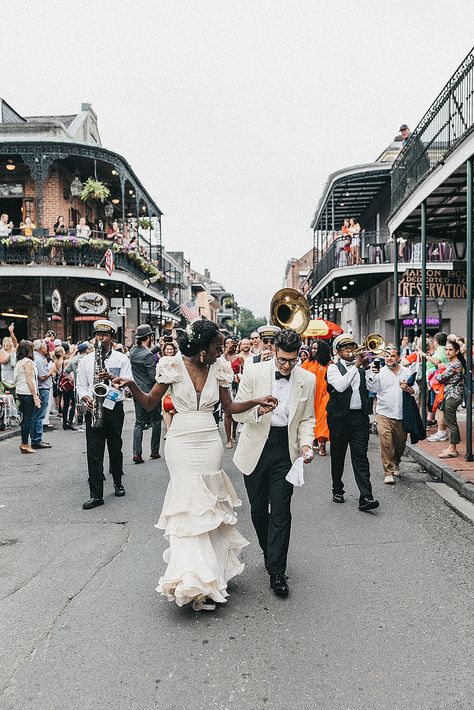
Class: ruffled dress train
153,356,249,609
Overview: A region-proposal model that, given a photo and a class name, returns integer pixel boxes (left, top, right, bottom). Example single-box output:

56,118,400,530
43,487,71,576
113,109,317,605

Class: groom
233,329,315,598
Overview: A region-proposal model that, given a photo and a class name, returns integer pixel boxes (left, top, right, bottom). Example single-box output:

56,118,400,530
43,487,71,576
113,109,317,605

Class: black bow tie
275,372,290,381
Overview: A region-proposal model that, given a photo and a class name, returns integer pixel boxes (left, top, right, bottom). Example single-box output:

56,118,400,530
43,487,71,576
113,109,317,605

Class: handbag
59,372,74,392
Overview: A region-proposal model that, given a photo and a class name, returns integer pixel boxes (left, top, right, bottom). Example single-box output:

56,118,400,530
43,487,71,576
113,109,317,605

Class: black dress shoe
31,442,52,449
332,492,344,503
133,455,145,464
114,485,126,497
358,496,380,512
270,574,289,598
83,497,104,510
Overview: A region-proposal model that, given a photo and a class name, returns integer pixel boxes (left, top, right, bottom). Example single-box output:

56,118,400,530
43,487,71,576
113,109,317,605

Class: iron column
420,201,427,428
466,158,473,461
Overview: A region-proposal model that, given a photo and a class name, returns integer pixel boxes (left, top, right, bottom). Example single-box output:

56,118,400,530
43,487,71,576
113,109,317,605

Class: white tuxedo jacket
232,359,316,475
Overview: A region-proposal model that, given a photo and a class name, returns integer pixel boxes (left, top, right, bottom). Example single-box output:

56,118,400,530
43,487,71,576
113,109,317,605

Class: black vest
326,360,369,419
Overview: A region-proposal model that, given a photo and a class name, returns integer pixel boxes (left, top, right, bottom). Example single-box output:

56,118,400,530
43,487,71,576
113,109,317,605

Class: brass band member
326,334,379,512
76,320,132,510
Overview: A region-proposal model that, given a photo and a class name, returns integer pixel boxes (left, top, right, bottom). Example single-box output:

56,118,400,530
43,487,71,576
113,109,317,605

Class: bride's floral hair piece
180,319,220,357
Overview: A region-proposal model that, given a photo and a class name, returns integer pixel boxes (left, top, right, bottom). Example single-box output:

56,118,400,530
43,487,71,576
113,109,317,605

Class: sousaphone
270,288,311,335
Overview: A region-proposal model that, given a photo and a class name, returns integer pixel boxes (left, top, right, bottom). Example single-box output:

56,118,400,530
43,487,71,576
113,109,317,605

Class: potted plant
139,217,152,231
80,178,111,203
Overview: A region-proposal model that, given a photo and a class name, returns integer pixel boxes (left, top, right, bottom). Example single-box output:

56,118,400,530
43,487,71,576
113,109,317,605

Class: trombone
354,333,390,357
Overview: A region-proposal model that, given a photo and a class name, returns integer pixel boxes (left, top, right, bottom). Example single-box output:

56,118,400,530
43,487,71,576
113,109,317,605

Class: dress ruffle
155,469,249,608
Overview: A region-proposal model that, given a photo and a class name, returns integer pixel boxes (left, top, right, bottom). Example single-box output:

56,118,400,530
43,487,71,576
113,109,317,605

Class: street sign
117,307,126,316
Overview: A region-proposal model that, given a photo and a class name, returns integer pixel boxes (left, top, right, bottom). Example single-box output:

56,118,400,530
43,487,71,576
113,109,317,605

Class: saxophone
91,340,109,429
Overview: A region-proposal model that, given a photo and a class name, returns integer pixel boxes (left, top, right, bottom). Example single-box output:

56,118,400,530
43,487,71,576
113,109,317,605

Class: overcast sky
3,1,474,316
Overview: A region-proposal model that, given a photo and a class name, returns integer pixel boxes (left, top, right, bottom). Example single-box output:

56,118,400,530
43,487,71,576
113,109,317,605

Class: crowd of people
0,212,158,267
0,318,472,613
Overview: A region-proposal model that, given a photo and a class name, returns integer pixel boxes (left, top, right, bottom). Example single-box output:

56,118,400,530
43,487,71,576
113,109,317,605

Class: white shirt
366,364,418,420
254,360,293,426
326,358,362,409
76,349,132,402
270,360,292,426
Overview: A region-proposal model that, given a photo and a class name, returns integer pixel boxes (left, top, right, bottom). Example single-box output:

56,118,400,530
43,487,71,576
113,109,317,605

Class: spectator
53,216,67,236
349,218,361,265
161,341,178,436
0,213,13,237
107,221,124,245
65,342,90,430
0,324,18,395
301,340,331,455
76,217,91,240
435,340,465,458
250,331,263,357
32,340,56,448
19,216,36,236
13,340,40,454
423,332,449,442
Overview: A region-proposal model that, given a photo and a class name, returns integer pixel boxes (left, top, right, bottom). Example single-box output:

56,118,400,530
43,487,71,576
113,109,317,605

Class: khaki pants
377,414,407,476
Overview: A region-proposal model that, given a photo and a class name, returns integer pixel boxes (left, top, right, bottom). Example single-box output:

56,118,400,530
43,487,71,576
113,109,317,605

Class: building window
346,319,352,334
23,198,35,222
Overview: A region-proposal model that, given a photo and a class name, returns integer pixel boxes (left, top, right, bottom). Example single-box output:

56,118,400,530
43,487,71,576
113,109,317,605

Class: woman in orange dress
301,340,331,455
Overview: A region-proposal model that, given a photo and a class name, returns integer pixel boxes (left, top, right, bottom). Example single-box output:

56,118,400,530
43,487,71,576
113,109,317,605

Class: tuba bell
270,288,311,335
354,333,390,356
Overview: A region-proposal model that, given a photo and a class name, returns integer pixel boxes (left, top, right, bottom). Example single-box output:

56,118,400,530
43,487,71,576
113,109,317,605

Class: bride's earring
200,351,205,364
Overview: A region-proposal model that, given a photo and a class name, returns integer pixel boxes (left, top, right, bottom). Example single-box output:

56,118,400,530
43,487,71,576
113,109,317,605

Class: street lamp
104,203,114,220
70,176,83,198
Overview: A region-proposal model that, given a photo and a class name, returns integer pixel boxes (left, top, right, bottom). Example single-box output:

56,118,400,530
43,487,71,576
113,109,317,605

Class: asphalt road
1,405,473,710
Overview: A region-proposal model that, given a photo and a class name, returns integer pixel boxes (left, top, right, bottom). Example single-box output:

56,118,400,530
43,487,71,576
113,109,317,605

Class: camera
372,358,380,372
163,335,173,343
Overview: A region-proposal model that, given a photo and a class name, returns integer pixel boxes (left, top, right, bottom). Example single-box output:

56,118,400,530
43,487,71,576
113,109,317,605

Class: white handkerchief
286,457,304,486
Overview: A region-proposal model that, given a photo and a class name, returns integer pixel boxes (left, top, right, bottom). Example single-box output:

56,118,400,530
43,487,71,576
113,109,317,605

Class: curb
406,442,474,505
0,428,20,443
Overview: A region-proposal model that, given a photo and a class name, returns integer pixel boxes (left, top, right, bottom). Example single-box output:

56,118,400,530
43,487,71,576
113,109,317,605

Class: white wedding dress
154,354,249,609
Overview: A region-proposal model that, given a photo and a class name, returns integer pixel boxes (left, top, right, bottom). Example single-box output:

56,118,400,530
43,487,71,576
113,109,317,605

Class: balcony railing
0,234,165,290
391,47,474,212
312,231,456,291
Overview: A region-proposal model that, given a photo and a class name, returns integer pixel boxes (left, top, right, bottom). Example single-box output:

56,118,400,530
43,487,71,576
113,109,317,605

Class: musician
326,334,379,512
252,325,281,363
76,319,132,510
233,328,315,598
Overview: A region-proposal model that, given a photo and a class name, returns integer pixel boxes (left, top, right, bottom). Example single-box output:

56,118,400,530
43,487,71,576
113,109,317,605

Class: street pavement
0,404,473,710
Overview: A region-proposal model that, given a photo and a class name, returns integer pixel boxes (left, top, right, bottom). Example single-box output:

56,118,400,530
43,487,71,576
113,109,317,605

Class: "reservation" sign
397,268,467,299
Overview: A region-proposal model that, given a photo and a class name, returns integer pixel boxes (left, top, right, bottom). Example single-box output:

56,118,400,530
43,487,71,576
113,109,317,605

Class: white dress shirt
326,358,362,409
366,365,418,420
254,360,293,425
76,349,132,402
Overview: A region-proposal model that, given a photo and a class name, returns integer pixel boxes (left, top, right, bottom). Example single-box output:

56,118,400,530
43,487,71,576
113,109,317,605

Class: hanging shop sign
398,269,467,299
51,289,62,314
74,292,109,315
74,315,100,322
402,317,440,327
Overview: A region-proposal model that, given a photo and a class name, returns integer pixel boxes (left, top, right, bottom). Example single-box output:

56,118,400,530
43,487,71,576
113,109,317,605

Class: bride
114,320,276,611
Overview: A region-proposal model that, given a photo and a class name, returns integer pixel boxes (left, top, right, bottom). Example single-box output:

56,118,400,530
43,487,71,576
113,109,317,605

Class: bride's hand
256,395,278,415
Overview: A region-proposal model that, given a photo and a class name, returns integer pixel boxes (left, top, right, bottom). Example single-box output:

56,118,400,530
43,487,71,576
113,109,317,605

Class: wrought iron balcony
312,230,456,291
0,233,165,291
391,47,474,213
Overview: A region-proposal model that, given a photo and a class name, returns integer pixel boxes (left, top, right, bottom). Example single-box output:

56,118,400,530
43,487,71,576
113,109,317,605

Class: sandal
225,441,233,449
438,452,458,459
318,443,327,456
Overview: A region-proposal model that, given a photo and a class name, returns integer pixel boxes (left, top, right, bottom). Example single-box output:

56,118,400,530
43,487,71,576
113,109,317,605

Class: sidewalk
0,425,20,442
405,412,474,504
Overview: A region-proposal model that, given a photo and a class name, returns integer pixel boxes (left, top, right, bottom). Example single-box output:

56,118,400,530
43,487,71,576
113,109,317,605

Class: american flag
104,249,115,276
180,299,200,323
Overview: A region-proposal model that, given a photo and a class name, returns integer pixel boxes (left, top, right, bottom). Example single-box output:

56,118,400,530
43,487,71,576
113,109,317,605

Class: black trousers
327,410,373,499
85,403,124,499
244,426,293,575
62,389,75,427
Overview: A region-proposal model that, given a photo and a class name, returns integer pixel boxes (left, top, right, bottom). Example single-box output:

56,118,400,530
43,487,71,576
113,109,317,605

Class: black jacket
402,372,426,444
